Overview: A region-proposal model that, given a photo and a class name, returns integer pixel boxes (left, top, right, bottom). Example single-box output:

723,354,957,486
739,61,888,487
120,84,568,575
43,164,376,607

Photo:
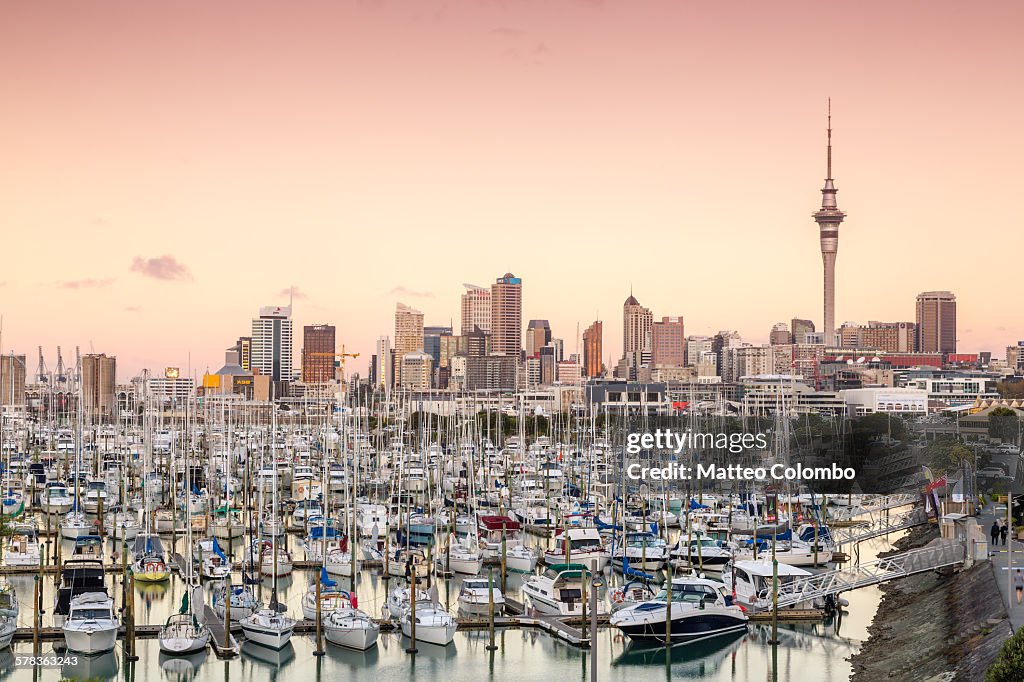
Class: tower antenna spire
826,97,832,180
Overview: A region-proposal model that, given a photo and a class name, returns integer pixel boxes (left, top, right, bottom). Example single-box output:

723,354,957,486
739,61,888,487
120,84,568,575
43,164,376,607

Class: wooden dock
202,605,240,658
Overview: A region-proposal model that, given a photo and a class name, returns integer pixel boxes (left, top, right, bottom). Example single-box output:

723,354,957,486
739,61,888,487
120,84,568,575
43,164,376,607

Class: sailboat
239,407,295,650
159,587,211,655
0,582,19,649
159,419,212,656
132,533,170,582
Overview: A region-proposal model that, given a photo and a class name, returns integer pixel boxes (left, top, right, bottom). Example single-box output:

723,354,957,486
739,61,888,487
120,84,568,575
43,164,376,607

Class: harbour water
3,531,901,682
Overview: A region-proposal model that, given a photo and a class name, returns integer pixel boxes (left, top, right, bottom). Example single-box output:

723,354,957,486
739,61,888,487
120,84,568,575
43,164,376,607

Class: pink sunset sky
1,0,1022,380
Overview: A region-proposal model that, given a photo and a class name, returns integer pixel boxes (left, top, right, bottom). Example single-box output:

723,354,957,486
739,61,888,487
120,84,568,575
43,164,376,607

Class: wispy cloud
279,286,307,299
90,217,107,226
125,305,142,313
387,285,434,299
61,278,115,289
130,255,192,281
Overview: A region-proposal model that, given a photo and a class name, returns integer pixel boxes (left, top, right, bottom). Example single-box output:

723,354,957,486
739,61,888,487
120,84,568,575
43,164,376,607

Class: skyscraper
811,102,846,345
583,321,603,378
525,320,552,358
374,336,393,389
652,316,685,367
791,318,816,345
490,273,522,357
234,336,252,372
460,284,491,335
769,323,792,345
916,291,957,353
302,324,336,383
251,305,294,383
81,353,116,421
621,294,653,378
394,303,425,386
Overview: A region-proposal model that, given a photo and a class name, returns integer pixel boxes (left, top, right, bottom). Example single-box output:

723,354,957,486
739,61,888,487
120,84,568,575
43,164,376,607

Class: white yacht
62,592,119,655
722,559,823,611
544,528,608,570
522,563,606,617
400,601,457,647
457,577,505,617
324,603,379,651
213,584,259,622
239,607,295,650
609,575,748,645
159,612,211,655
439,534,483,575
5,523,41,566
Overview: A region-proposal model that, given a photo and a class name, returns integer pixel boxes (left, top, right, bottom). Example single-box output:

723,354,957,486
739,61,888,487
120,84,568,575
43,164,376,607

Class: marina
0,388,973,681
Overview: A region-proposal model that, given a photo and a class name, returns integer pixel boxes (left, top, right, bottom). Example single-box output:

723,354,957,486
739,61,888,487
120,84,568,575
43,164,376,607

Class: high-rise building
860,322,916,353
685,336,712,367
711,331,743,376
490,273,522,357
811,102,846,345
525,320,551,358
466,355,517,391
399,351,432,391
622,294,653,379
791,318,816,345
1007,342,1024,372
539,345,557,385
251,305,294,383
373,336,393,389
234,337,252,372
583,320,603,378
652,316,685,367
465,327,490,358
0,354,26,407
81,353,116,421
424,326,452,366
394,303,425,387
461,284,491,336
769,323,792,346
838,322,860,348
916,291,957,353
557,360,582,385
302,324,336,383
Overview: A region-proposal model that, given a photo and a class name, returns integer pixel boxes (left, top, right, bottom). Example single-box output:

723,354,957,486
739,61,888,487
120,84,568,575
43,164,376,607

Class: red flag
925,475,946,493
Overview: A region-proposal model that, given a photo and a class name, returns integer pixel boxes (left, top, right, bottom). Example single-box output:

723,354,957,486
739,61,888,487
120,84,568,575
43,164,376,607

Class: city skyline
2,1,1023,378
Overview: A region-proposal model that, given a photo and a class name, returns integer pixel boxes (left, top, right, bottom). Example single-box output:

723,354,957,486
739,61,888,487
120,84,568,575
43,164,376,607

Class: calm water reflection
2,531,903,682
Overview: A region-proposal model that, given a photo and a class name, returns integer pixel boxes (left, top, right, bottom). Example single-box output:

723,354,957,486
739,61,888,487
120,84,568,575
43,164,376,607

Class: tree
988,407,1021,445
996,381,1024,399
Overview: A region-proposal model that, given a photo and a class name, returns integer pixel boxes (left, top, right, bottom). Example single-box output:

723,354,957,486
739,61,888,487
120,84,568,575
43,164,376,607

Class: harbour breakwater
849,525,1011,681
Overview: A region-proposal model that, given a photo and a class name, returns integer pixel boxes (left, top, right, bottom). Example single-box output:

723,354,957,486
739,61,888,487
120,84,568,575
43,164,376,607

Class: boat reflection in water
159,648,209,681
61,649,119,681
613,628,746,671
242,639,296,669
325,641,381,670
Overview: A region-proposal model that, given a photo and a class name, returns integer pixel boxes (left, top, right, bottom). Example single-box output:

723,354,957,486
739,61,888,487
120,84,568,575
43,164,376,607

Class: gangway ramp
827,494,919,521
827,507,928,548
755,539,965,611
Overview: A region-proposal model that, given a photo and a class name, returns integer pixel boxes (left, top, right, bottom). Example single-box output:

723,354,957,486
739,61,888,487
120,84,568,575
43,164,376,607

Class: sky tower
812,99,846,345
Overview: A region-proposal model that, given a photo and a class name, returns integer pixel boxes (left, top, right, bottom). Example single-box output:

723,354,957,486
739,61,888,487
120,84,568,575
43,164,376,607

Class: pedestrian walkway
979,501,1024,631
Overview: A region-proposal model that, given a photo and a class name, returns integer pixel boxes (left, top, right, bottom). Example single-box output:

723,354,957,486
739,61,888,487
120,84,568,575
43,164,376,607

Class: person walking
992,520,1002,547
1015,568,1024,605
1001,522,1009,546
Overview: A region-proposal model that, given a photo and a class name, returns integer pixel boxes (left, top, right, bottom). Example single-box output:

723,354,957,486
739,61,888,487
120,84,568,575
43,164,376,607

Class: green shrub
987,626,1024,681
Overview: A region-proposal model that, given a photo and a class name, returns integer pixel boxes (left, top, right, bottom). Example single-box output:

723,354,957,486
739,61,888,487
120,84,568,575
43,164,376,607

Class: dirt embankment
849,525,1012,681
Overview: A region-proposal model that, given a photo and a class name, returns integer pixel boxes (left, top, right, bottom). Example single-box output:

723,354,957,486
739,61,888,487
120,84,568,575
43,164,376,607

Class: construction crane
305,346,361,387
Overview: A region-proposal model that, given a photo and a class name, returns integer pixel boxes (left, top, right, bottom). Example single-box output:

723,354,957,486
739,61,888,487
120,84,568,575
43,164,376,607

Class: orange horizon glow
1,1,1022,380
